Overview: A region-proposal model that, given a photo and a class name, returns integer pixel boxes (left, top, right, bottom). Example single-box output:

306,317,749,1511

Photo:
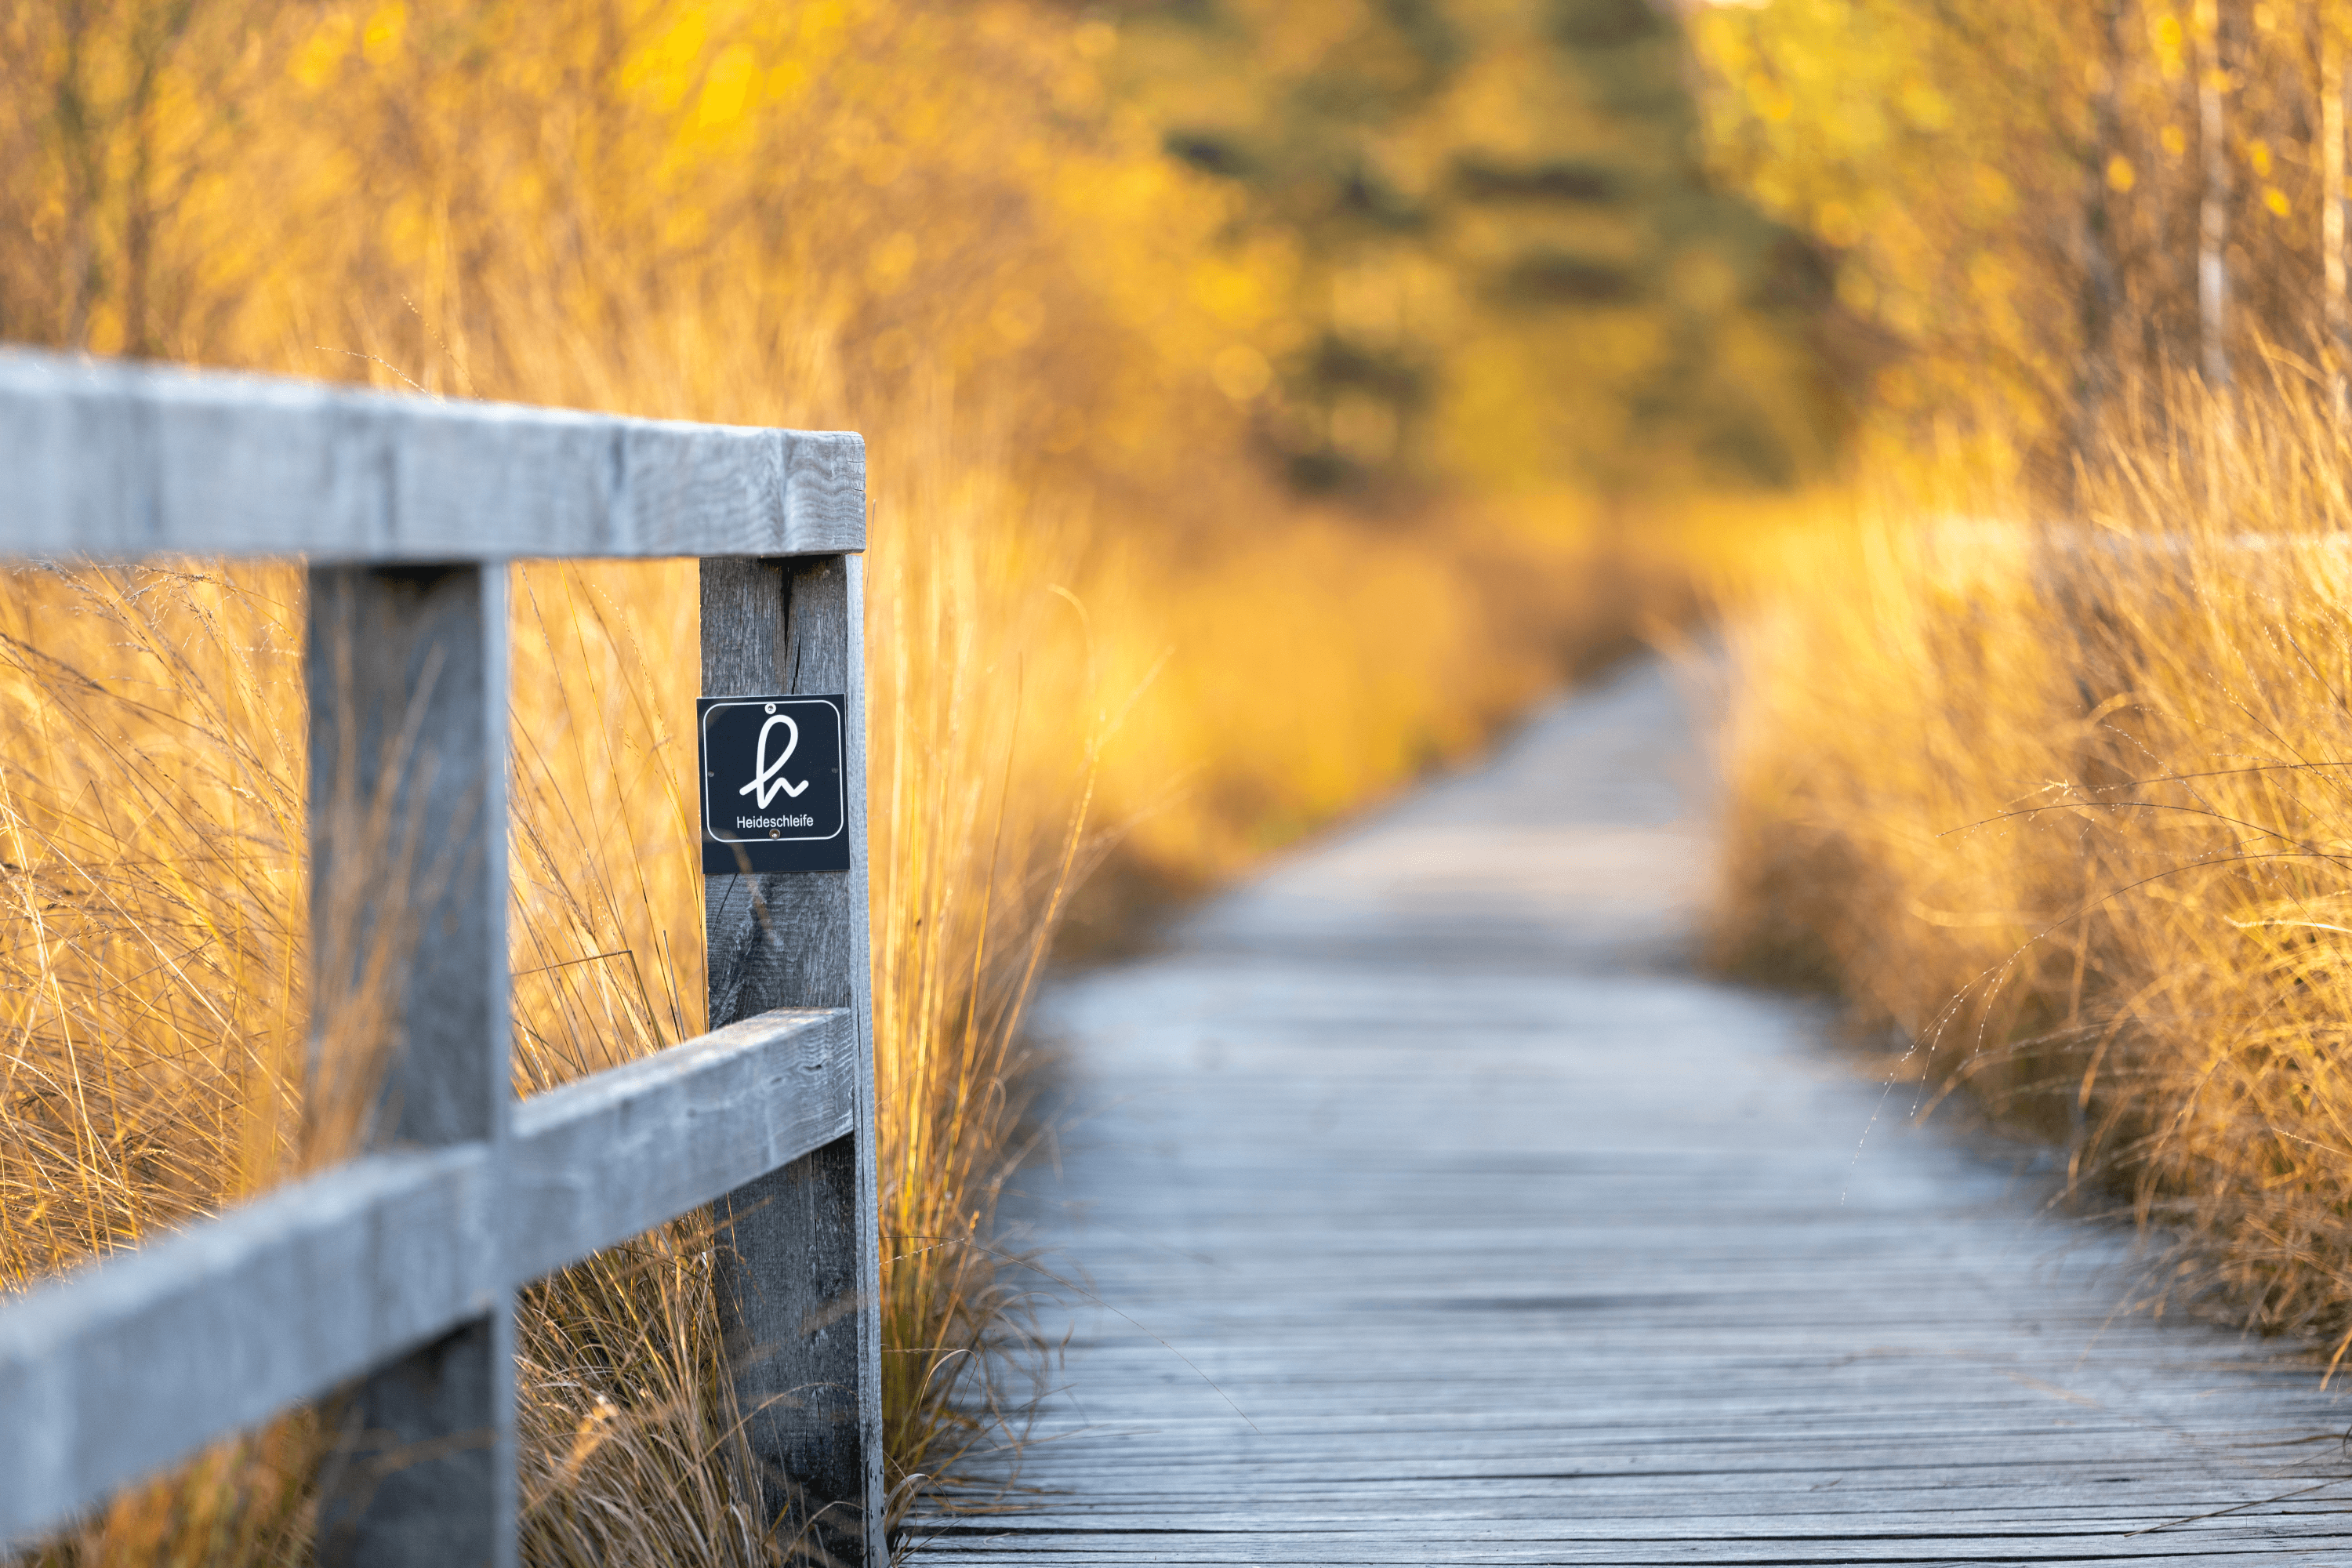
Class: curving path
913,659,2352,1564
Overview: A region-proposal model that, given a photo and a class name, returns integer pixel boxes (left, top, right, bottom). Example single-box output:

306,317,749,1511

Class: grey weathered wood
0,1145,492,1541
506,1007,855,1281
307,563,514,1566
0,348,864,562
0,361,879,1565
0,1006,855,1544
911,658,2352,1565
702,554,884,1566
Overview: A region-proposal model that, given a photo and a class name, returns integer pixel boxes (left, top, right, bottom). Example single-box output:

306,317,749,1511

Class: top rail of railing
0,348,865,562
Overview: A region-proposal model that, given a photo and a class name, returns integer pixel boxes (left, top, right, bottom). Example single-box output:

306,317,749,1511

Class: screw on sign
698,695,851,872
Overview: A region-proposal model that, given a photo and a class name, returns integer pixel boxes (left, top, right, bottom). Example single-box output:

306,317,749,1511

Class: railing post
702,554,884,1566
307,564,515,1568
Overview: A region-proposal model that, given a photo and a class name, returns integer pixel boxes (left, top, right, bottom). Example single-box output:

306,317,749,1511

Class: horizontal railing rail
1,1007,853,1534
0,349,864,561
0,349,883,1567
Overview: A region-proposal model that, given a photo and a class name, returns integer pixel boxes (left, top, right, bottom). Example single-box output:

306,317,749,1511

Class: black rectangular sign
697,695,851,873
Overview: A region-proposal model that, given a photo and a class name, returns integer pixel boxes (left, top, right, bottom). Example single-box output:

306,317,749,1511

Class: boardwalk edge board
0,348,865,561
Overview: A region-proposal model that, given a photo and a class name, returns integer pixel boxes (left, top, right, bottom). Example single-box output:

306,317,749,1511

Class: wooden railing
0,349,884,1568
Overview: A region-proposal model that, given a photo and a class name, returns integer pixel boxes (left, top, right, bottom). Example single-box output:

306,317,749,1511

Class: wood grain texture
0,1144,495,1541
506,1007,855,1280
0,348,863,561
909,659,2352,1565
0,1006,862,1548
308,562,515,1567
0,365,877,1561
308,564,512,1150
702,554,884,1566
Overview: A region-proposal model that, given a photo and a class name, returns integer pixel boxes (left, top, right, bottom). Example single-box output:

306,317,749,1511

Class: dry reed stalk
0,565,307,1269
864,432,1106,1515
499,421,1106,1557
1717,362,2352,1354
0,403,1639,1566
0,564,320,1565
0,2,1677,1555
3,421,1101,1563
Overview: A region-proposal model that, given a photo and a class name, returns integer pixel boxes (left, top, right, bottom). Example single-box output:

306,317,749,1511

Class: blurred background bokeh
23,0,2352,1560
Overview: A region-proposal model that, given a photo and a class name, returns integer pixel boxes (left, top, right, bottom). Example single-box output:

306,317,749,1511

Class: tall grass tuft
0,564,320,1565
0,445,1653,1566
0,393,1145,1563
1717,363,2352,1356
0,0,1681,1555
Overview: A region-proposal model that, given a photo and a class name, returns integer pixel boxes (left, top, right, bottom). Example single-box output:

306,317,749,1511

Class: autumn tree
1106,0,1851,498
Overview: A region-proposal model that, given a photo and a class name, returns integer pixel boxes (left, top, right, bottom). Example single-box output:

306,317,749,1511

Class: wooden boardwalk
912,659,2352,1564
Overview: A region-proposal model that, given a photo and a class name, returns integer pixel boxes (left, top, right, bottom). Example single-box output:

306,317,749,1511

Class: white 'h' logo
739,713,811,808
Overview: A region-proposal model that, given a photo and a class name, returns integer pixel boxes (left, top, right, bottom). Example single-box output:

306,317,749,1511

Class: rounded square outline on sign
699,695,848,846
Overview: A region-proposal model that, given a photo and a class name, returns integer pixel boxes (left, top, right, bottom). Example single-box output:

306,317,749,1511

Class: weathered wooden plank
909,659,2352,1563
906,1534,2352,1566
506,1007,855,1280
0,1145,495,1542
308,564,512,1149
914,1491,2352,1524
0,348,863,562
0,1004,861,1549
702,554,884,1566
0,364,877,1563
307,562,514,1566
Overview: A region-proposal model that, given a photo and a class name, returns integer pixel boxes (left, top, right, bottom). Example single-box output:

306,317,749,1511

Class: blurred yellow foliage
1693,0,2352,464
1715,372,2352,1359
0,0,1696,1555
1111,0,1849,494
1697,0,2352,1376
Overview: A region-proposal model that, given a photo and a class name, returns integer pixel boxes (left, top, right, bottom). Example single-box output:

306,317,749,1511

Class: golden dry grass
0,444,1639,1565
0,2,1678,1558
0,470,1107,1561
0,566,322,1565
1715,365,2352,1356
